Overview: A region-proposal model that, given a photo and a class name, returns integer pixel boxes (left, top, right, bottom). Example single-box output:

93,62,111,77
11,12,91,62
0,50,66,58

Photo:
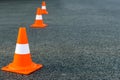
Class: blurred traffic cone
31,7,47,28
41,1,48,14
1,27,43,74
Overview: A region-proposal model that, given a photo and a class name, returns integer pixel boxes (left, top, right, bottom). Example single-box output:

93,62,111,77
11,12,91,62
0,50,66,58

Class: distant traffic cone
1,27,43,74
41,1,48,14
31,7,47,28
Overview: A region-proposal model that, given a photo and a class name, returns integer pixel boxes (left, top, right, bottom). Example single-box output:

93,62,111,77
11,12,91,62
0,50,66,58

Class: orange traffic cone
1,27,43,74
41,1,48,14
30,7,47,28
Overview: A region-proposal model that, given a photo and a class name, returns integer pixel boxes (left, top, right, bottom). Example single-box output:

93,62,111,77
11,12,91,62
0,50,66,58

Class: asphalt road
1,0,120,80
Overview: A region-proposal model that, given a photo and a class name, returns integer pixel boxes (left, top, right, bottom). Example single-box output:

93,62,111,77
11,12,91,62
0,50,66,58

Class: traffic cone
30,7,47,28
1,27,43,74
41,1,48,14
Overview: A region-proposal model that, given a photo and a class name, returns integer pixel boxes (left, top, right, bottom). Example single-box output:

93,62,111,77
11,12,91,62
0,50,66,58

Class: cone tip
19,27,26,30
42,1,46,5
42,1,45,3
17,27,28,44
36,7,42,15
37,7,41,10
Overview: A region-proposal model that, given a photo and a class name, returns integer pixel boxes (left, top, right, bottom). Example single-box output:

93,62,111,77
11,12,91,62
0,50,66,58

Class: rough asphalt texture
1,0,120,80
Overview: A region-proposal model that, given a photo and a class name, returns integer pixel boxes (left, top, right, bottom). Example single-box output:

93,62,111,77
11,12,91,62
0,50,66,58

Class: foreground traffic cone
1,27,43,74
30,7,47,28
41,1,48,14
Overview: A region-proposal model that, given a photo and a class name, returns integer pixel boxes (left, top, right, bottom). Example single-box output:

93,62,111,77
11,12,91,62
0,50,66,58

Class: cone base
42,11,48,15
30,23,47,28
1,62,43,75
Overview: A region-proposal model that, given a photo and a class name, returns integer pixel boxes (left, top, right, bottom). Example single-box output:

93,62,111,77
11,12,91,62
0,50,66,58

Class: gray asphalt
1,0,120,80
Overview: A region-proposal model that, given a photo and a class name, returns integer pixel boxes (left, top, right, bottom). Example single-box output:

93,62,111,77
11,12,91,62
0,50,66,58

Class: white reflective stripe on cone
42,6,46,9
36,15,42,20
15,44,30,54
